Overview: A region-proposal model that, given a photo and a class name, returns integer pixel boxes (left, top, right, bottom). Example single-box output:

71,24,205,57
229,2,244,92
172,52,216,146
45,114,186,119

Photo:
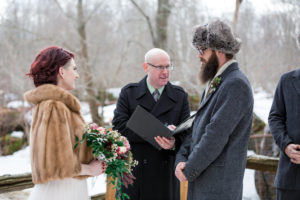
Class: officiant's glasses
147,63,174,71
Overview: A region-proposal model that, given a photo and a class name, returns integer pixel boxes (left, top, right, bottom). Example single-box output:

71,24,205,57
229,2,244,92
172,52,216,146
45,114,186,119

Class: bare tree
53,0,104,125
129,0,171,50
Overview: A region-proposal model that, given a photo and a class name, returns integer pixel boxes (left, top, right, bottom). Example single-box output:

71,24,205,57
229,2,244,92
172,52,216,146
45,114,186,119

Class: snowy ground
0,89,273,199
253,87,273,123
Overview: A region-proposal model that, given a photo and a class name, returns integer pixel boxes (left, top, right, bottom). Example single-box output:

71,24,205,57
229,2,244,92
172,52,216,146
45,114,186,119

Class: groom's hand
175,162,187,182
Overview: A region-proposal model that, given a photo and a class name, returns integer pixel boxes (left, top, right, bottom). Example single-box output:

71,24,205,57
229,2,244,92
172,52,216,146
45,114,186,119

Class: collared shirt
146,77,165,100
204,59,237,98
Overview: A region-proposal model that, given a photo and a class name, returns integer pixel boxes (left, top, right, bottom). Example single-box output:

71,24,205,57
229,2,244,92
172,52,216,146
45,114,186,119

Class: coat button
143,159,147,164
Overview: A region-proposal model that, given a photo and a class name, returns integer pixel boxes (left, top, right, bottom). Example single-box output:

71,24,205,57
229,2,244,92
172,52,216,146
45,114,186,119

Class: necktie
153,89,159,102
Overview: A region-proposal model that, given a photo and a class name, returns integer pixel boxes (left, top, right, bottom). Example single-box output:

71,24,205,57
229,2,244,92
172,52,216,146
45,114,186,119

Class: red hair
27,46,74,87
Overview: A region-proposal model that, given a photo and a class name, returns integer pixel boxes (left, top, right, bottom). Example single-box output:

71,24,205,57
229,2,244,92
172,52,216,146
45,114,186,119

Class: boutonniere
209,76,222,93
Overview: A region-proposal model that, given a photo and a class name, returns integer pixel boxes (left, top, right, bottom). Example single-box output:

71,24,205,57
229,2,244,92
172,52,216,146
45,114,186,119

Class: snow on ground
7,101,30,108
81,102,116,124
243,151,261,200
0,146,31,175
10,131,24,138
107,88,121,98
253,88,273,123
0,89,274,199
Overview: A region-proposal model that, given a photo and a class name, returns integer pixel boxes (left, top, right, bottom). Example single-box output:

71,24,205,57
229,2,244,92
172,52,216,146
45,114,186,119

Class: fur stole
24,84,93,184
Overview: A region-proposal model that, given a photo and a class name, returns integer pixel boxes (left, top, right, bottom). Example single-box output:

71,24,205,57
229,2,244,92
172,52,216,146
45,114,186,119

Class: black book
126,105,194,150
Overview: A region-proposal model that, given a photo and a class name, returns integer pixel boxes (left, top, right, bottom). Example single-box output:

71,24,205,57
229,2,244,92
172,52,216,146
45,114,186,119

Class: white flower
117,146,127,155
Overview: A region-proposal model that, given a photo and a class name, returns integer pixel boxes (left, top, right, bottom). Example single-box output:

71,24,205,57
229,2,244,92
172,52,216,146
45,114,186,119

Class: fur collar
24,84,81,112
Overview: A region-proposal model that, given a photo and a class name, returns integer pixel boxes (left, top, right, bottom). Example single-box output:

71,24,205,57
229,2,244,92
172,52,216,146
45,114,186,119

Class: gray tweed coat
176,62,253,200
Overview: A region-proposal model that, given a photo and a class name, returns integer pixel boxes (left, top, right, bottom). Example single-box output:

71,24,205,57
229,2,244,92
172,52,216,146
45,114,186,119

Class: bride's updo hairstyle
27,46,74,87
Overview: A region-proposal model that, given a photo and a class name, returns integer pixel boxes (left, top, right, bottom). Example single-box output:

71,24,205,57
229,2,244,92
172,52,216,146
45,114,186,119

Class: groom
175,20,254,200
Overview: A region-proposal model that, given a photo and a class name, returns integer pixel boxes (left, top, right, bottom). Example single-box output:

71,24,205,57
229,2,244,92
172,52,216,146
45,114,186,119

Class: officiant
112,48,190,200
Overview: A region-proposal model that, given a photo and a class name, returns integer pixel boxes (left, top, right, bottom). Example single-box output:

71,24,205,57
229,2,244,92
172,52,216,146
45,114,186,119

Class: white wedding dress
28,178,89,200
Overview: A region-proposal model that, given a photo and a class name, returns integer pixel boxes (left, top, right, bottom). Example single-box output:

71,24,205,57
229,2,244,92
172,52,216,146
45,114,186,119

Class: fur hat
192,20,242,55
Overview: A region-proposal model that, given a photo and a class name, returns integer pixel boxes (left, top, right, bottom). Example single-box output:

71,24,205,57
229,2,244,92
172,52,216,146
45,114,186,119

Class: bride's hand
80,159,107,176
100,160,107,173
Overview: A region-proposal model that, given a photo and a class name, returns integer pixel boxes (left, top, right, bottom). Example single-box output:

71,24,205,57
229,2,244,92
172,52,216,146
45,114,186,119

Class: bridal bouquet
75,123,138,200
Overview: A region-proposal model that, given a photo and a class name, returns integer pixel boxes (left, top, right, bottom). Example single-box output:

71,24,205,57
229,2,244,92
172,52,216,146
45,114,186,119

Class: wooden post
105,176,116,200
180,181,188,200
105,177,188,200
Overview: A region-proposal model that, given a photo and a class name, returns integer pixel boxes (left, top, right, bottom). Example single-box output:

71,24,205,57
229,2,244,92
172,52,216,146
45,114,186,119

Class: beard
198,51,219,84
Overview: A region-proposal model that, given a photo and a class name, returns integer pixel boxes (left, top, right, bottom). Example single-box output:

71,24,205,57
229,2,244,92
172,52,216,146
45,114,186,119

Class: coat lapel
197,63,239,112
151,82,177,117
135,77,156,111
291,69,300,98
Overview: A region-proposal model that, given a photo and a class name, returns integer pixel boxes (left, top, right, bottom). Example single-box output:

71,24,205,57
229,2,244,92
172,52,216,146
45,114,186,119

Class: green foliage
188,94,201,111
210,76,222,92
0,135,25,155
74,124,137,200
0,107,23,135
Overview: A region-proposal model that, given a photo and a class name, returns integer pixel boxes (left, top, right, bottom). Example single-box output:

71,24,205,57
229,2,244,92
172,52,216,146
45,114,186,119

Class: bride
24,46,106,200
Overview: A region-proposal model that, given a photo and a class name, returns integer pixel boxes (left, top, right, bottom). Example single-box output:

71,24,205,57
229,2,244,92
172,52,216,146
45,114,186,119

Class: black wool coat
269,69,300,190
112,76,190,200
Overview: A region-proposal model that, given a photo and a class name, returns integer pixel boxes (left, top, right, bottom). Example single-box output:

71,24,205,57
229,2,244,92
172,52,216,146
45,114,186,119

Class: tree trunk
233,0,242,32
76,0,102,125
155,0,171,50
130,0,171,50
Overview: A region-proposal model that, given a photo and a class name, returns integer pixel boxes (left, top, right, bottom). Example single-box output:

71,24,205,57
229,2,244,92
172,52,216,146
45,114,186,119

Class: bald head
144,48,170,64
143,48,170,89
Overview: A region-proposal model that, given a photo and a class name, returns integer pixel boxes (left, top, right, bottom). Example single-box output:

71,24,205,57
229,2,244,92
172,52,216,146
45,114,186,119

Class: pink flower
90,123,99,130
120,136,131,150
124,139,131,151
117,146,127,155
97,127,106,134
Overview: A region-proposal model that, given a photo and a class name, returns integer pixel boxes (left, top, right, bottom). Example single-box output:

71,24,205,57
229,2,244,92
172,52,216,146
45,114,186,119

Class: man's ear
142,62,148,73
215,50,222,58
215,50,226,60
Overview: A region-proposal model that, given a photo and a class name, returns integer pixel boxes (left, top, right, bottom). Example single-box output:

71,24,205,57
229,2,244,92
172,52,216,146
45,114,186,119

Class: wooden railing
0,154,279,199
246,154,279,173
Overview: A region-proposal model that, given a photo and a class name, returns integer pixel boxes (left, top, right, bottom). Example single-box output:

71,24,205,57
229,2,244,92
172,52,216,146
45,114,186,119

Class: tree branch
53,0,75,22
0,24,76,53
53,0,79,31
85,2,105,23
129,0,156,46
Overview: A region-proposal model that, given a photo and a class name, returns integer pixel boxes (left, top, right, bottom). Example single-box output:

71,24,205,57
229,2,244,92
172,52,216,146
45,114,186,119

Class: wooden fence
0,154,279,199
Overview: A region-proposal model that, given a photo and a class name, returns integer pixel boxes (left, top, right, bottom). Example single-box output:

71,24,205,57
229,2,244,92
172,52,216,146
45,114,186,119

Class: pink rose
124,139,131,151
97,127,106,134
90,123,99,130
